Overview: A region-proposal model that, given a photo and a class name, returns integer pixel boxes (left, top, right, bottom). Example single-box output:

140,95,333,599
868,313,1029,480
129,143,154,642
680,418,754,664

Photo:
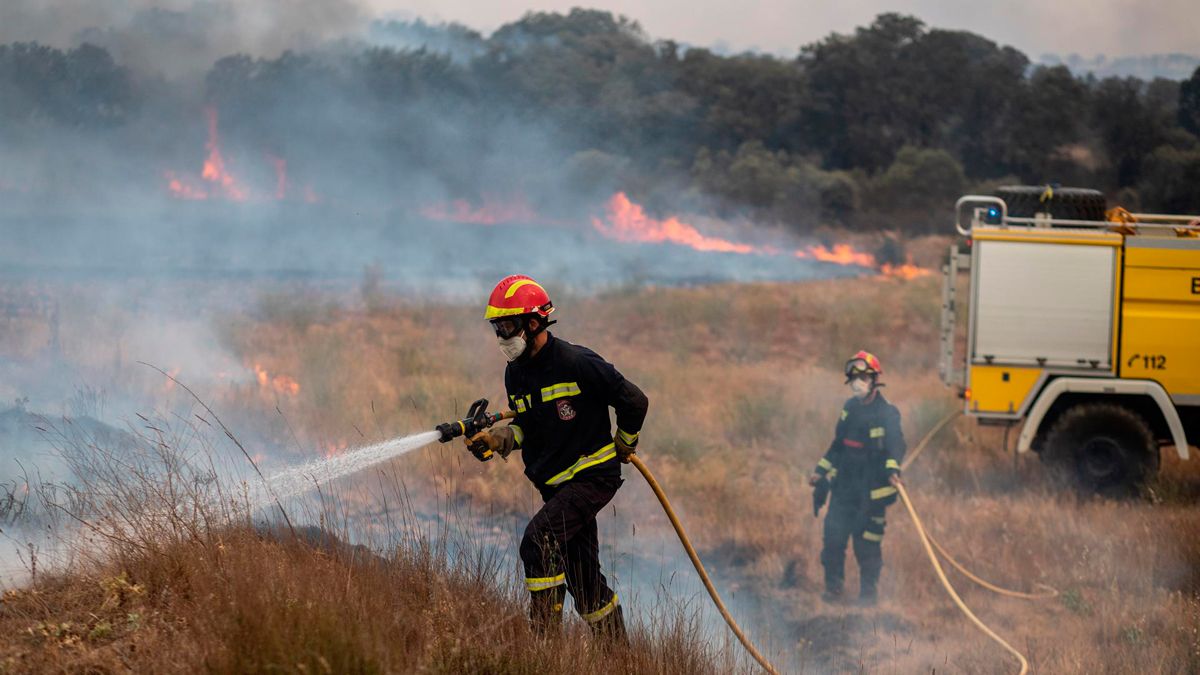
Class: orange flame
161,367,182,394
592,193,889,269
200,107,248,201
165,171,206,200
166,107,298,202
592,192,756,254
804,244,876,267
420,194,537,225
253,363,300,397
323,441,349,459
880,257,934,280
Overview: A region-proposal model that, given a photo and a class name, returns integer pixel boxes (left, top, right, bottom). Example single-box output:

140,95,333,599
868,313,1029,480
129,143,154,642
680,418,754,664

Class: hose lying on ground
896,483,1030,675
628,454,781,675
903,410,1058,600
927,535,1057,601
897,409,1061,675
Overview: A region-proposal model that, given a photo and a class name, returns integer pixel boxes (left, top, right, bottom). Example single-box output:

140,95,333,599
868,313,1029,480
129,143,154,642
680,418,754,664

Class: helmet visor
490,317,523,339
844,358,874,381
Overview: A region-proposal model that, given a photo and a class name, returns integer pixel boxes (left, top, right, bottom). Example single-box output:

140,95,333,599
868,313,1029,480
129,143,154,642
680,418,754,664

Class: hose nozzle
434,398,515,461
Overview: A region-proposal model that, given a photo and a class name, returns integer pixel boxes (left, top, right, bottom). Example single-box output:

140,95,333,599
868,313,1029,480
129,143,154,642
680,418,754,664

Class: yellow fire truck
942,186,1200,492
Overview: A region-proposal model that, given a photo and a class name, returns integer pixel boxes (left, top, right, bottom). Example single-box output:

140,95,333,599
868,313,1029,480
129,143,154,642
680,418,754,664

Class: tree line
2,10,1199,232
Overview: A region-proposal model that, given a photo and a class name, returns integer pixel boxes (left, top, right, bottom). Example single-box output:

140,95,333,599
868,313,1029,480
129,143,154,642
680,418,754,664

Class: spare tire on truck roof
994,185,1107,222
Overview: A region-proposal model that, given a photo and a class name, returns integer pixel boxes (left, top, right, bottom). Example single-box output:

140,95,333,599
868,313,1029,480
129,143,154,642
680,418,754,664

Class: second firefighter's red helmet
844,350,883,382
484,275,555,320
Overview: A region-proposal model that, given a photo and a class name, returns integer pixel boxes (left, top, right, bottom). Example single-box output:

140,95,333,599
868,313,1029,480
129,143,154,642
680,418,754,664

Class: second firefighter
809,351,906,605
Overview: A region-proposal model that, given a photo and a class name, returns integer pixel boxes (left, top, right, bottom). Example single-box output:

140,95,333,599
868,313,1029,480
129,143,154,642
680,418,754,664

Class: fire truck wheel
1043,402,1158,496
995,186,1108,221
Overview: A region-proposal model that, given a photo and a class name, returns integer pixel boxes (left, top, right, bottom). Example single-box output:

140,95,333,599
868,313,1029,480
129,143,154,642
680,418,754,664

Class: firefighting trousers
820,499,887,595
521,475,622,630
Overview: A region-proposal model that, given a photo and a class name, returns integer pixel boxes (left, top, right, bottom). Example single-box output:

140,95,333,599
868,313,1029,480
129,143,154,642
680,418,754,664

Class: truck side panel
967,365,1044,415
970,232,1120,369
1120,238,1200,398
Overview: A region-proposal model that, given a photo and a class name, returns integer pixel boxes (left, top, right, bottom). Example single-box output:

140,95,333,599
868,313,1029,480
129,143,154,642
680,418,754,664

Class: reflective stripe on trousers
581,591,619,623
525,573,566,592
871,485,897,500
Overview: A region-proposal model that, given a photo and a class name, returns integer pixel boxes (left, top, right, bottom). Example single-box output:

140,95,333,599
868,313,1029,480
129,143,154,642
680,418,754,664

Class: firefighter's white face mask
498,333,527,362
850,377,872,399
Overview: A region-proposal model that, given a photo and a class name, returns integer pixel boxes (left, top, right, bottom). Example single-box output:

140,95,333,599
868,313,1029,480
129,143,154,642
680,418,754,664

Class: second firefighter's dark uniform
812,391,905,599
505,333,648,634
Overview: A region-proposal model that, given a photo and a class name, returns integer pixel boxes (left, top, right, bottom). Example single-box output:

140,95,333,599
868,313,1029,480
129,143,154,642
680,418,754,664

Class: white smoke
1,0,368,79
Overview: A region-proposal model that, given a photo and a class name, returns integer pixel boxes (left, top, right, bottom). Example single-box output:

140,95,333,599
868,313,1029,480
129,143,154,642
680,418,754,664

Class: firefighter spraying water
433,274,782,672
455,274,647,641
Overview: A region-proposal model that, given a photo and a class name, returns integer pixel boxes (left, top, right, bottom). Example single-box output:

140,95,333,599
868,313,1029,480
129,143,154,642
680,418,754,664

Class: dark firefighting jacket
812,391,906,510
505,333,648,490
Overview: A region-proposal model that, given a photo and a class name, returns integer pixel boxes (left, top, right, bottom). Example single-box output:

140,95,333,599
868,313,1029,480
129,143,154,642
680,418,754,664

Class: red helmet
485,275,555,321
844,350,882,382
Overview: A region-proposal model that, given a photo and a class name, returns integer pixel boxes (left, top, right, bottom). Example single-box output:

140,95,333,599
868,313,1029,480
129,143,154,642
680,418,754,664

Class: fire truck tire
1042,402,1158,495
995,186,1108,221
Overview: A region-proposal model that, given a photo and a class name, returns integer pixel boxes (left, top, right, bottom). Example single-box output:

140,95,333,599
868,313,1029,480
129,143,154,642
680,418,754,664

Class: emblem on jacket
556,399,577,421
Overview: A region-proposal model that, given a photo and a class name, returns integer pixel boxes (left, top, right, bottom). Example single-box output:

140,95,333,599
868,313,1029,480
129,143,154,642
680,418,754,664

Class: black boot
822,565,845,603
859,563,880,606
529,586,566,637
857,587,878,607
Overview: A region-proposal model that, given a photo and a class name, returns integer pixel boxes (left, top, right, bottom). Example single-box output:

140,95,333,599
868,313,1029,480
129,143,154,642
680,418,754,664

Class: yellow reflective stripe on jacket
511,395,528,413
817,457,834,471
871,516,886,525
540,382,581,402
862,530,883,542
617,428,639,445
827,468,838,479
885,458,900,471
871,485,898,500
581,592,619,623
525,573,566,592
840,409,848,421
869,426,885,438
545,443,617,486
510,424,524,446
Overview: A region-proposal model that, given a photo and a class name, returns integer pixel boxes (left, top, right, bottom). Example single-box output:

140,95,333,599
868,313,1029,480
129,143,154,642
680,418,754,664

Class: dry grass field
3,265,1200,673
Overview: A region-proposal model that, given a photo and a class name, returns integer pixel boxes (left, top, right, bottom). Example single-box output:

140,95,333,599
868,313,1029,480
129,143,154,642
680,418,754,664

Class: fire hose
628,454,782,675
902,410,1057,599
897,409,1059,675
896,482,1030,675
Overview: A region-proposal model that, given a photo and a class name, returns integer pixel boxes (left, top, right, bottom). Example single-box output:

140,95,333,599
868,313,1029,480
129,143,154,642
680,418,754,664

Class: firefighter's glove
808,472,822,486
614,430,639,464
464,425,516,461
812,477,830,518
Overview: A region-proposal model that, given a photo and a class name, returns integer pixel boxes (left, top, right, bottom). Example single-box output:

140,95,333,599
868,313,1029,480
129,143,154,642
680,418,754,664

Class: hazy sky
365,0,1199,57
